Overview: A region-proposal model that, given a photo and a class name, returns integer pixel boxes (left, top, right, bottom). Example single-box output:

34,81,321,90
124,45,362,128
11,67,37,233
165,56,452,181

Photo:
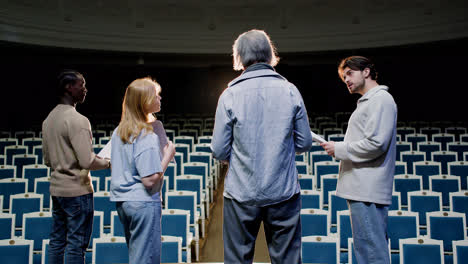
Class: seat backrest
302,235,339,264
92,236,129,264
174,136,195,152
296,161,309,175
395,161,407,175
387,210,419,250
450,191,468,227
300,189,321,209
22,212,52,251
0,178,27,210
88,211,104,249
0,213,15,239
300,209,328,237
10,193,43,228
337,210,351,250
401,151,426,174
328,193,348,226
21,138,42,155
427,211,467,252
448,161,468,190
418,141,441,161
5,146,28,165
399,237,444,264
429,175,461,207
0,238,33,264
32,146,43,164
396,142,412,161
163,162,177,190
406,133,428,150
420,127,441,141
448,142,468,161
432,150,457,174
12,154,38,178
166,191,197,225
310,151,333,175
321,174,338,207
110,211,124,237
394,174,422,206
23,164,49,192
175,175,203,206
390,192,401,211
433,133,456,151
93,192,113,226
0,165,16,180
314,161,339,189
408,191,442,226
182,162,208,188
413,161,441,190
34,177,50,209
298,174,314,190
453,240,468,264
175,143,190,163
161,235,182,263
161,209,190,247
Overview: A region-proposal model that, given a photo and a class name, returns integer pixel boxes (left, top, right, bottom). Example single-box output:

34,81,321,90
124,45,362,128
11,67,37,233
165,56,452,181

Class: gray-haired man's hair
232,29,279,71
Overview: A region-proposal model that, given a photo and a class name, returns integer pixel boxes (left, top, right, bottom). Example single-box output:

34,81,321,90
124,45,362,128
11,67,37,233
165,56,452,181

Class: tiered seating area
0,114,221,263
1,113,468,263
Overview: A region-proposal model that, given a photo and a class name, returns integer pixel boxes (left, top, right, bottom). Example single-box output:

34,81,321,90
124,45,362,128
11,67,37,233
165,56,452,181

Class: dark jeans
49,193,94,264
223,193,302,264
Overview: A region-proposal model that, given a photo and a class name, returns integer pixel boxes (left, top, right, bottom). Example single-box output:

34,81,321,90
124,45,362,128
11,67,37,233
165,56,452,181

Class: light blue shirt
110,128,163,202
334,85,397,205
211,66,313,206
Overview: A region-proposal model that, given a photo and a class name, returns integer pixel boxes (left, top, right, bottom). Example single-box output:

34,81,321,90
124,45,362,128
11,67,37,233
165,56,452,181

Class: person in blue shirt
211,29,313,264
110,77,176,264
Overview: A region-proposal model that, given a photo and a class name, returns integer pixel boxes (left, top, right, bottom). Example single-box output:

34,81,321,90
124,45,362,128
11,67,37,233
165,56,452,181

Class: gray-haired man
211,29,313,264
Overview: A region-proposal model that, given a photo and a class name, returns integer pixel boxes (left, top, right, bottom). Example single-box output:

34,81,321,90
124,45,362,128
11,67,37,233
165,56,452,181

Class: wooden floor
199,172,270,263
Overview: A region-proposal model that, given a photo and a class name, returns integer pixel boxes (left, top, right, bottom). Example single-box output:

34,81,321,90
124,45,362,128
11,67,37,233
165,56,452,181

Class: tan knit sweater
42,104,109,197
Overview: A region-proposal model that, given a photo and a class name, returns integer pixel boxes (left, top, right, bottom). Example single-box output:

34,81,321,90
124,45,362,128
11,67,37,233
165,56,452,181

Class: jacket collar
228,64,285,87
358,85,389,103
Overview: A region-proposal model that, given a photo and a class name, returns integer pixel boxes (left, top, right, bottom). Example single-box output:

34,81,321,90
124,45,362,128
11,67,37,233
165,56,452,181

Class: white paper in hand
97,141,111,159
311,131,327,144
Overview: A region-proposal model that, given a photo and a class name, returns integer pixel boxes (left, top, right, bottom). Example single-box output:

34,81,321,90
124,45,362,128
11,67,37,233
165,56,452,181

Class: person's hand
320,141,335,157
105,158,111,169
163,141,176,160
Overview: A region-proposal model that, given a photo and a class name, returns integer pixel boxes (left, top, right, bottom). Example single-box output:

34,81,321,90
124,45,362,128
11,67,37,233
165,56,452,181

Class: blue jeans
348,200,390,264
49,193,94,264
116,201,162,264
223,193,302,264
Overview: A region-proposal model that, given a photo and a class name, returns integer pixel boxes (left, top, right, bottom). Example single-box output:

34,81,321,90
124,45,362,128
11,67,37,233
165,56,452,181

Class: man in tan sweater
42,70,110,264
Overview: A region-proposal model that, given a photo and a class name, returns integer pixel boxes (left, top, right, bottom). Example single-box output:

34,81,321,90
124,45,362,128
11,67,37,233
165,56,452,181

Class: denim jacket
211,65,312,206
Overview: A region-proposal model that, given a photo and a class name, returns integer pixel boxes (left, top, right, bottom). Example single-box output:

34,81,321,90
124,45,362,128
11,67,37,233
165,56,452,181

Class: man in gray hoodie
321,56,397,264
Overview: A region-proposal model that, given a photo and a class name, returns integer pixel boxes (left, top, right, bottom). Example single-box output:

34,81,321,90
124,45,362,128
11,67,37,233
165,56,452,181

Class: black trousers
223,193,302,264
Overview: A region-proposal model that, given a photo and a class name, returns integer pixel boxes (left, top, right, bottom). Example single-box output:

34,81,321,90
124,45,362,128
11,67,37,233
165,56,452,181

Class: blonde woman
110,77,175,264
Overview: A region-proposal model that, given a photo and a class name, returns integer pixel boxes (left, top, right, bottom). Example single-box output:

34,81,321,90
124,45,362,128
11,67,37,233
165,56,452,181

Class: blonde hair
117,77,161,144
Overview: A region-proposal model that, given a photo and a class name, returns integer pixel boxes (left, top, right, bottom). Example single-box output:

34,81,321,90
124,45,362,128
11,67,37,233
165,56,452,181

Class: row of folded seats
0,130,220,263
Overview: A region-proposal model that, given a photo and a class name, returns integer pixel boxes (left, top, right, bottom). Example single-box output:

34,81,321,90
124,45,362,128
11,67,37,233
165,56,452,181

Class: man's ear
363,68,370,78
64,83,72,93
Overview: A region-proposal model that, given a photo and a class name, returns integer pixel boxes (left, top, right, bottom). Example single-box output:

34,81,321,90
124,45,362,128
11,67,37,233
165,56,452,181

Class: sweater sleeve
335,94,397,163
69,116,108,170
